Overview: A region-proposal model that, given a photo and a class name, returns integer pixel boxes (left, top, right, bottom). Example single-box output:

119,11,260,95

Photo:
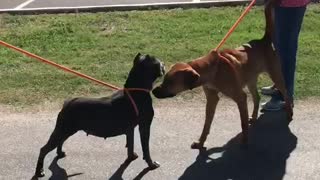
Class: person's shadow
179,111,297,180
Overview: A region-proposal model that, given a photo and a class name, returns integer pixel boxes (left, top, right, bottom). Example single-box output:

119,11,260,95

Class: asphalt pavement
1,98,319,179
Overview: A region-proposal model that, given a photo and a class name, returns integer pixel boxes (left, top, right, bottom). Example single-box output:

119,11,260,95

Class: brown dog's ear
134,53,142,66
184,68,200,90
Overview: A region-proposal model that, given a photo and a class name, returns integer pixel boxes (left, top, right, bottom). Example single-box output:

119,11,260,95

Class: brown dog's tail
262,0,275,42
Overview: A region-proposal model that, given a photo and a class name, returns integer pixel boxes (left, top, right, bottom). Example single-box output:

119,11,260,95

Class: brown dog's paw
249,117,257,125
191,141,207,150
125,152,138,163
148,161,160,170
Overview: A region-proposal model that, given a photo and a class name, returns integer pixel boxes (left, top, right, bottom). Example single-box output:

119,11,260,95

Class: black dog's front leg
139,120,160,170
125,127,138,163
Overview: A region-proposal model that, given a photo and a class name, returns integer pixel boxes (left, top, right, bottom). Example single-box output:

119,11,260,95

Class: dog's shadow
31,156,148,180
109,159,152,180
48,157,83,180
179,111,297,180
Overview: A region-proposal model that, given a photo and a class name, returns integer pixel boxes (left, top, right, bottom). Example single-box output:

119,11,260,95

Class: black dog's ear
184,68,200,90
134,53,142,66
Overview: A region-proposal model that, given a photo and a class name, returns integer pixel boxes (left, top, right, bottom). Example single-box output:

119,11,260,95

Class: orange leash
0,1,256,115
214,0,256,51
0,40,148,117
213,0,256,86
0,40,121,90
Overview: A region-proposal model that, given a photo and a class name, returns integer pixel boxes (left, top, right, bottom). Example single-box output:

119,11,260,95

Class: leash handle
214,0,256,51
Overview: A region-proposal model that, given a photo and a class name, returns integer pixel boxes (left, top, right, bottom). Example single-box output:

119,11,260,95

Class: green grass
0,5,319,106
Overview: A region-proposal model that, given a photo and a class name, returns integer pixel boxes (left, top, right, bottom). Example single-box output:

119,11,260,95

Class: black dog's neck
124,80,153,92
124,69,155,92
123,71,154,114
123,70,155,107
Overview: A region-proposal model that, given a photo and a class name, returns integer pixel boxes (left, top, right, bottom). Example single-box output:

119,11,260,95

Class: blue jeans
273,6,306,102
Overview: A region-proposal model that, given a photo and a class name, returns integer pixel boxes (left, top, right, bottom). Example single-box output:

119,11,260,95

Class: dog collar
123,88,150,117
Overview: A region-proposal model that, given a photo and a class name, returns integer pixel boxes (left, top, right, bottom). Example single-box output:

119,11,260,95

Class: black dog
34,53,165,177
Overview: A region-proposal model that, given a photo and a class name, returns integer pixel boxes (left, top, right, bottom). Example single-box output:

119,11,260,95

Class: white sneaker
261,85,278,96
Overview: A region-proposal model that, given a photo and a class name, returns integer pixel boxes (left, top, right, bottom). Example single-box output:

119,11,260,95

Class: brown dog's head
152,63,200,98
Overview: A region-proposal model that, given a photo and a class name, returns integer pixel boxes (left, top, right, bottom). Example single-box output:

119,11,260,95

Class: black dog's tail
262,0,275,42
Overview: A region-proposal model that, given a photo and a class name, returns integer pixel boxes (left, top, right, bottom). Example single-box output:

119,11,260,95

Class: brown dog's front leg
191,88,219,150
235,92,249,145
139,120,160,170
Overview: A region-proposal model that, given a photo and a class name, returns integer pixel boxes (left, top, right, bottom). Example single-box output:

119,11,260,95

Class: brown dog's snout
152,87,164,98
152,86,175,99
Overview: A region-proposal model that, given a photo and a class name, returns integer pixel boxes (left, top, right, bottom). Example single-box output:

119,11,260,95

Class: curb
0,0,263,15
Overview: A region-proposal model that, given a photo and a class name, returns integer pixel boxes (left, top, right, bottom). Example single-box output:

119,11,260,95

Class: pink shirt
279,0,310,7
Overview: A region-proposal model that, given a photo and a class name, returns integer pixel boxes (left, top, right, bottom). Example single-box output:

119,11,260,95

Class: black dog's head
124,53,165,90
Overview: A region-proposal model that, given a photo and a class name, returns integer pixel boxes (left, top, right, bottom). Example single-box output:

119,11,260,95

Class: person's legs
262,6,306,111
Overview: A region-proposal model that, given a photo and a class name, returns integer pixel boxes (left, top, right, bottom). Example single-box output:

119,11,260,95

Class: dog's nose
152,87,161,98
152,87,168,98
152,87,175,99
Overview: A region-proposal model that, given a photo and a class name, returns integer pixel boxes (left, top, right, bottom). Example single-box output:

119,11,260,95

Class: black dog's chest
81,115,138,138
74,105,139,138
83,125,137,138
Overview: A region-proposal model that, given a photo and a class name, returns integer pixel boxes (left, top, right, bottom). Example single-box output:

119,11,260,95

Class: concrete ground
0,96,319,180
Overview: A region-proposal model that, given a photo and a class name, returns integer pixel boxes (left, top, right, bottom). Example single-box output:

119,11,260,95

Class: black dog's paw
31,175,39,180
125,152,138,163
191,141,207,151
147,161,160,170
35,168,45,178
57,152,66,159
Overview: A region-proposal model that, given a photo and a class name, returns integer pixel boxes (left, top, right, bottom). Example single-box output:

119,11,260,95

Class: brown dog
152,3,293,149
